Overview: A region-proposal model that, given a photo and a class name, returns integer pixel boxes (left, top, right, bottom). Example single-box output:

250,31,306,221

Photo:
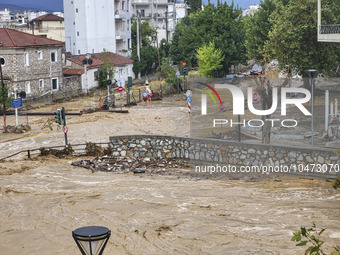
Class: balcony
131,0,151,5
320,24,340,34
116,30,130,40
318,24,340,42
115,10,130,19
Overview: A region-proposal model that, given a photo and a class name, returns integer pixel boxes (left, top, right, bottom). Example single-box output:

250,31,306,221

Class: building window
141,9,145,17
0,57,5,66
78,50,81,54
25,81,31,94
51,78,58,90
39,79,44,89
73,21,75,25
94,71,98,81
24,52,29,66
119,69,123,77
122,1,125,10
128,38,130,48
37,51,43,60
77,31,79,36
50,51,57,62
71,1,73,4
76,8,78,13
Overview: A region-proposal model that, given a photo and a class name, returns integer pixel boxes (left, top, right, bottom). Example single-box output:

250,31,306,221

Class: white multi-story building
242,4,260,16
0,8,11,23
132,0,189,43
63,0,131,56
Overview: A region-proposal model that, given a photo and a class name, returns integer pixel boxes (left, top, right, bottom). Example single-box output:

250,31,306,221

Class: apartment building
63,0,131,56
131,0,189,43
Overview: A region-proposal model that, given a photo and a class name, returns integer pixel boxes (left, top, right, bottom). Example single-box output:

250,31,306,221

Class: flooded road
0,158,339,254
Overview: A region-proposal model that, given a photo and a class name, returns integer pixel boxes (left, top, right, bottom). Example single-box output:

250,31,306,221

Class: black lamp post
308,69,318,148
72,226,111,255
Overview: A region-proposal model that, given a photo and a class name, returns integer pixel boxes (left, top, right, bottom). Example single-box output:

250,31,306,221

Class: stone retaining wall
109,135,340,178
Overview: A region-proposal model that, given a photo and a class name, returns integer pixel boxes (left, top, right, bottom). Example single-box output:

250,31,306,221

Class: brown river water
0,99,339,254
0,157,339,254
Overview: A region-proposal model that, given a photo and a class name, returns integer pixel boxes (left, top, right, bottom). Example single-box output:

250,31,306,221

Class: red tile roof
67,52,134,69
31,13,64,22
0,28,64,47
63,68,85,76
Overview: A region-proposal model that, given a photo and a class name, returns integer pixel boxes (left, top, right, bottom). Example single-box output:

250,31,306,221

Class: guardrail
0,142,110,161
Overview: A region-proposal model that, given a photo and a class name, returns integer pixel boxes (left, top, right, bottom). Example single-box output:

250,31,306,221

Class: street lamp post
72,226,111,255
308,69,318,148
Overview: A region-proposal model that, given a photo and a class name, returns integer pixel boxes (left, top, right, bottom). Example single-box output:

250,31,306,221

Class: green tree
243,0,278,62
196,41,224,77
169,16,200,67
266,0,340,75
131,20,158,76
131,20,156,47
0,84,11,111
186,0,202,13
193,2,246,75
169,2,246,76
98,51,115,88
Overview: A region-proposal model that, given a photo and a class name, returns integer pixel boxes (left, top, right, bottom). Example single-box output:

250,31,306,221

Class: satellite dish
18,91,26,98
88,59,93,65
82,59,88,65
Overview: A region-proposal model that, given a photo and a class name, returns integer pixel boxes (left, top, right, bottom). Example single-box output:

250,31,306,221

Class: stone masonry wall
109,135,340,178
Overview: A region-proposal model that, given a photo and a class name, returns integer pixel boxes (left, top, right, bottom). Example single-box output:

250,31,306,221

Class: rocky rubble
72,156,190,175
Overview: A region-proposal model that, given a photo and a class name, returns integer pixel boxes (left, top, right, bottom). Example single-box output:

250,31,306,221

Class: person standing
145,80,152,105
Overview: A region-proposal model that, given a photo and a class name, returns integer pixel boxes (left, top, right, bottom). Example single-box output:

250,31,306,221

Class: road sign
182,61,186,67
118,86,124,92
63,125,68,134
12,98,22,108
219,101,226,112
187,96,192,103
253,93,259,102
176,71,180,78
186,90,192,98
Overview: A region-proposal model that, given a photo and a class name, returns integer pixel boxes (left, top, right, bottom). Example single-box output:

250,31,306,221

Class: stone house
64,52,134,92
0,28,64,98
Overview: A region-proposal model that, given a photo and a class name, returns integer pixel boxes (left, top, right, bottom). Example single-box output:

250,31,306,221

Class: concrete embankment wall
109,135,340,178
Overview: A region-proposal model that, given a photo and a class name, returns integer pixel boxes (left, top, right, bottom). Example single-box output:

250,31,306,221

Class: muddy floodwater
0,158,339,255
0,97,339,254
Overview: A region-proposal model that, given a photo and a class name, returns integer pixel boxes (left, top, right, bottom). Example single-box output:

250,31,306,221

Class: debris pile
40,145,74,158
72,156,190,175
5,125,31,134
85,142,112,157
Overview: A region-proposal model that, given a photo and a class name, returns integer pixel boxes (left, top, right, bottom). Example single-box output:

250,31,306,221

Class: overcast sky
0,0,259,11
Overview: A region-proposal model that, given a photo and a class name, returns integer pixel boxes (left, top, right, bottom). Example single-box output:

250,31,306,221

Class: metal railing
0,142,110,161
320,24,340,34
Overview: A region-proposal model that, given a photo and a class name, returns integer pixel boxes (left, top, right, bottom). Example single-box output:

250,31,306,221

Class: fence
0,143,110,161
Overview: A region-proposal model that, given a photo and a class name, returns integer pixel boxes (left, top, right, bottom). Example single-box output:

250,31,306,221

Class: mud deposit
0,157,339,255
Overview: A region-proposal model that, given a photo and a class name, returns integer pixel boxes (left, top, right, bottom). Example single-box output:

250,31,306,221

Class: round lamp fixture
72,226,111,255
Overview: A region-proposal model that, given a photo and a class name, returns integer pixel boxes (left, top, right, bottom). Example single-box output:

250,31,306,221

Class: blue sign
12,98,22,108
187,96,192,103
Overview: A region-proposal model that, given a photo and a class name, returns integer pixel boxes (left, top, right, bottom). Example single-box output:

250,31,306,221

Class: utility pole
0,43,6,111
136,11,141,79
165,11,168,42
